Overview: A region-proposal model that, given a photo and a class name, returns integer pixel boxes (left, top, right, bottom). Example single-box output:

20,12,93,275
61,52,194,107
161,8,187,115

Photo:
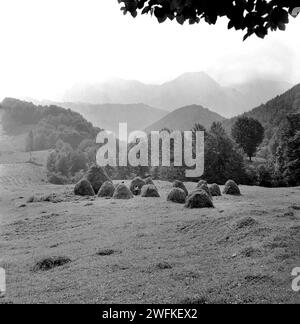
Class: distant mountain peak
145,104,225,133
63,72,292,117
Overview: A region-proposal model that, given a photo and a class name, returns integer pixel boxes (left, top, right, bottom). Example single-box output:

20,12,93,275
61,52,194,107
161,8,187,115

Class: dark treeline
223,84,300,160
1,98,100,150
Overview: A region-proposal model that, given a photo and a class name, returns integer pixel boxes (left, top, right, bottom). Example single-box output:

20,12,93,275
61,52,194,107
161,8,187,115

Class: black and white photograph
0,0,300,308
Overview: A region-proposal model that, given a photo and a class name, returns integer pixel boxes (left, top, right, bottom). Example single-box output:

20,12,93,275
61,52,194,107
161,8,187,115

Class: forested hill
223,84,300,149
0,98,100,151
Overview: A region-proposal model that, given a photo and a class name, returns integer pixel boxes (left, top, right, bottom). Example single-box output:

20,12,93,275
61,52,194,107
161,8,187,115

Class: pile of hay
141,184,160,197
209,183,222,197
85,165,111,193
167,188,186,204
197,180,208,187
74,179,95,196
113,183,133,199
197,183,212,199
185,190,214,209
144,177,155,185
27,193,63,203
173,180,188,196
130,177,146,195
235,217,258,229
223,180,241,195
32,256,71,272
97,181,115,198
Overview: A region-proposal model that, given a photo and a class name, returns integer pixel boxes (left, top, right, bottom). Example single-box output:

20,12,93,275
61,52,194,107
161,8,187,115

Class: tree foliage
1,98,100,151
232,116,264,161
203,122,246,184
275,113,300,186
118,0,299,40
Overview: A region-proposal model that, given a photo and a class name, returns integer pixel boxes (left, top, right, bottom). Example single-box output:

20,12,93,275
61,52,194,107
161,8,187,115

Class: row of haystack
73,165,241,208
73,165,161,200
168,179,241,209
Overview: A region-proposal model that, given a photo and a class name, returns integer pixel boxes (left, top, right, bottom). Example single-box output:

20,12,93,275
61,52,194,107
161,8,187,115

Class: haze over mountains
223,83,300,142
63,72,292,118
3,71,296,143
57,102,167,135
1,81,299,159
145,105,225,133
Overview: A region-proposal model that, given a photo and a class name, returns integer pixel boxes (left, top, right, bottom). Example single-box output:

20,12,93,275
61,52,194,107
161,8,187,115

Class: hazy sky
0,0,299,101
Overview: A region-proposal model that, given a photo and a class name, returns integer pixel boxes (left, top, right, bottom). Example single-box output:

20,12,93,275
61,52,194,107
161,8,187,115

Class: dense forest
223,83,300,159
1,98,100,151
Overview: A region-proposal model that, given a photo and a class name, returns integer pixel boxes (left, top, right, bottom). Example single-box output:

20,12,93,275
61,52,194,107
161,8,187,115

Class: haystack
185,190,214,209
141,184,160,197
85,165,110,194
167,188,186,204
197,180,208,187
197,183,212,199
144,177,155,185
74,179,95,196
223,180,241,195
97,181,115,198
209,183,222,197
130,177,146,195
173,180,188,196
113,183,133,199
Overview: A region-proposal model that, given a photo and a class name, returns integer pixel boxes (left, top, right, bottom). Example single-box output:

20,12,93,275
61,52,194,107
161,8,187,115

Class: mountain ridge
222,83,300,154
145,104,226,132
63,72,292,118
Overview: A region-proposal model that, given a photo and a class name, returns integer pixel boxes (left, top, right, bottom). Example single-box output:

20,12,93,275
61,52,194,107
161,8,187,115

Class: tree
26,130,34,161
118,0,299,40
232,116,264,161
279,114,300,186
203,123,245,184
192,123,206,133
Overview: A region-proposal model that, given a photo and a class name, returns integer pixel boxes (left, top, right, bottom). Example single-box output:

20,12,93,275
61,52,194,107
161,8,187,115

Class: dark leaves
118,0,298,40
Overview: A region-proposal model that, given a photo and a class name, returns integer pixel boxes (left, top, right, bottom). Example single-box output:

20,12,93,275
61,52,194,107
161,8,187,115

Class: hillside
223,83,300,143
232,79,293,110
0,98,100,151
56,102,168,135
145,105,225,132
63,72,291,117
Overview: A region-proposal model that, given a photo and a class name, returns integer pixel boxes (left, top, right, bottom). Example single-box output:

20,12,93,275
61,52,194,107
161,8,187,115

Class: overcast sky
0,0,299,101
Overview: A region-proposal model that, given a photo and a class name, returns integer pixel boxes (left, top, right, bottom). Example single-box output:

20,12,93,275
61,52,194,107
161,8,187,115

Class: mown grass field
1,180,300,304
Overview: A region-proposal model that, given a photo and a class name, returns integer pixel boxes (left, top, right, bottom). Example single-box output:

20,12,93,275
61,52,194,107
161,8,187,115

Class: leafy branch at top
118,0,299,40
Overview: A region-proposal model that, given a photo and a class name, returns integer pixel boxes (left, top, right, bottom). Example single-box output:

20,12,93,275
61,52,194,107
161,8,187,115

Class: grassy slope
0,180,300,304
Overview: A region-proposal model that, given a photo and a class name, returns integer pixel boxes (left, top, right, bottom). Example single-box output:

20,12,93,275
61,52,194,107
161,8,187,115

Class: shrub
47,172,69,185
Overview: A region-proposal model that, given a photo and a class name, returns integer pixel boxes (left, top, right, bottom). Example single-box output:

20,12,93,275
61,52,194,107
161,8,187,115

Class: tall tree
280,114,300,186
192,123,206,133
26,130,34,162
232,116,264,161
118,0,299,40
203,122,245,184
